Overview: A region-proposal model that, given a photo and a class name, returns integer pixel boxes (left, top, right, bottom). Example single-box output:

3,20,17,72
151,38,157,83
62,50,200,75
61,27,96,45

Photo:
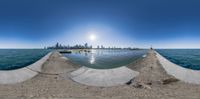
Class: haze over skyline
0,0,200,48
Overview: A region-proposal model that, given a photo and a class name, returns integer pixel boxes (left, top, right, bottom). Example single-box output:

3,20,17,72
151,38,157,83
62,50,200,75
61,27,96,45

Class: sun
89,34,96,41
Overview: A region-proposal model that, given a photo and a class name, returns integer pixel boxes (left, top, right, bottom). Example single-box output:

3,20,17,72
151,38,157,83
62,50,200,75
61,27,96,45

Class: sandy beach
0,50,200,99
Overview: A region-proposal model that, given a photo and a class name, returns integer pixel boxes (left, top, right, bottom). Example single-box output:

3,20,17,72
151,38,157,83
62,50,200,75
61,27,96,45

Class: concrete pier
156,51,200,84
0,52,52,84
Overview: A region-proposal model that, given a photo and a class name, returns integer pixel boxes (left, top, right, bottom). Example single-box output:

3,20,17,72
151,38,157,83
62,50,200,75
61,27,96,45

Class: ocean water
156,49,200,70
0,49,51,70
64,49,147,69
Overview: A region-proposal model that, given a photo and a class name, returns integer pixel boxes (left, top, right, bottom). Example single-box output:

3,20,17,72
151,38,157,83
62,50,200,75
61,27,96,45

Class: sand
0,50,200,99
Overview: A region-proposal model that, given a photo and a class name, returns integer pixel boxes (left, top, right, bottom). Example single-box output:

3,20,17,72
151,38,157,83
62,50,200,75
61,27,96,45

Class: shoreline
0,50,199,98
61,49,146,87
0,52,52,84
155,51,200,84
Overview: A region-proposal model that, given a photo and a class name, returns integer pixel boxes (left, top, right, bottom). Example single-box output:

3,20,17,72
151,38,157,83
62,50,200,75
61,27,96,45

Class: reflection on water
64,49,147,69
90,54,95,64
89,50,96,64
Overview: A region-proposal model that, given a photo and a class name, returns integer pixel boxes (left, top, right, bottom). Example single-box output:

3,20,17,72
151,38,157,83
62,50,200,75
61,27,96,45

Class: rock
161,78,179,85
126,79,133,85
132,83,143,88
146,82,152,85
132,82,151,89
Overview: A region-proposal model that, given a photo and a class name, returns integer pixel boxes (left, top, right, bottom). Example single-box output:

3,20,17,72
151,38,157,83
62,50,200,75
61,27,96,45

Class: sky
0,0,200,48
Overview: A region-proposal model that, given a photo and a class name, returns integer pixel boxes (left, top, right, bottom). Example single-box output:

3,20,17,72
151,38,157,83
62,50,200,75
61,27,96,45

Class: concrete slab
156,51,200,84
0,52,52,84
70,66,139,87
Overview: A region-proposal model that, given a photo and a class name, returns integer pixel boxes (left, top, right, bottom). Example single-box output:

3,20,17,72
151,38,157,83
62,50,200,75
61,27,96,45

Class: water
156,49,200,70
64,49,147,69
0,49,51,70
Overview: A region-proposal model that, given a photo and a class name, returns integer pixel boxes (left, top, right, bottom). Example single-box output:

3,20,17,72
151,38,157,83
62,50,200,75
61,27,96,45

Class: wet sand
0,50,200,99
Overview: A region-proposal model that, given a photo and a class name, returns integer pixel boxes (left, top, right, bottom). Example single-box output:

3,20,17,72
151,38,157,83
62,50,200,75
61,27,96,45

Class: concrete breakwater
0,52,52,84
156,51,200,84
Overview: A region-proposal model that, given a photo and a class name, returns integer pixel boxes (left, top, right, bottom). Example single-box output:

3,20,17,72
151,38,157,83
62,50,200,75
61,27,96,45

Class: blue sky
0,0,200,48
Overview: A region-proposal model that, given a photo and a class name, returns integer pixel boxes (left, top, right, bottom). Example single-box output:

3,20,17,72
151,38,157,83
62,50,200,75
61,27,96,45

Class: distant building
84,43,88,49
47,42,141,50
101,45,104,49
